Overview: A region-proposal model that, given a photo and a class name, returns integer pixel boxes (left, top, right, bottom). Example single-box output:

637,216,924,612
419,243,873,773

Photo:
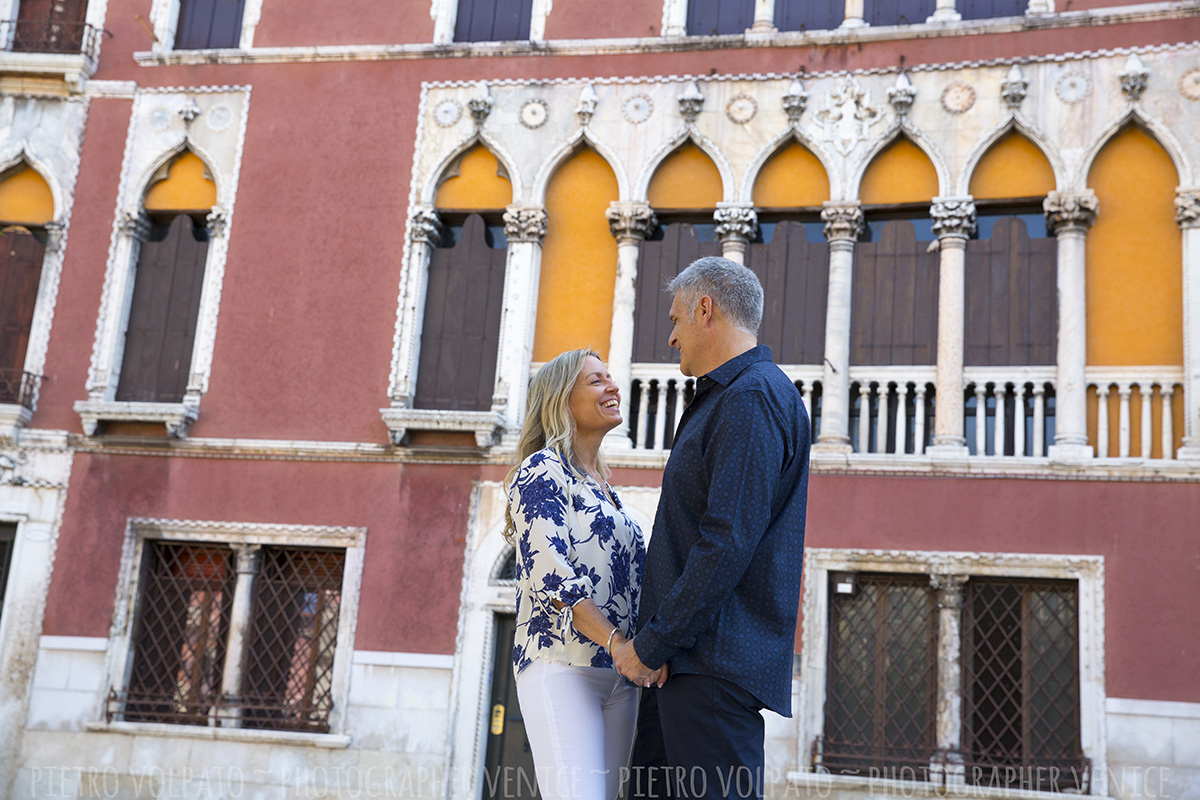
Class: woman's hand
646,661,669,688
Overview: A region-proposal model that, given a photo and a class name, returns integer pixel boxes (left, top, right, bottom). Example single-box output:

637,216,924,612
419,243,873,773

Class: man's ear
697,295,714,325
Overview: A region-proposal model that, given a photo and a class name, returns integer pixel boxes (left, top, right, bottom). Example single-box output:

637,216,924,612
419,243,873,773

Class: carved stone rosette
678,81,704,124
821,202,865,242
1001,64,1028,110
1175,190,1200,229
605,203,657,243
503,206,548,243
409,208,444,245
931,198,977,240
1119,54,1150,103
1044,190,1099,234
782,78,807,124
713,205,759,245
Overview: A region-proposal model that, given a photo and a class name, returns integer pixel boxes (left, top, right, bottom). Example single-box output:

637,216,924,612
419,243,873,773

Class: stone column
814,202,864,453
1044,191,1098,461
927,0,961,22
927,197,976,458
714,204,758,265
88,210,152,402
749,0,776,31
841,0,867,27
218,543,262,727
931,573,968,784
1176,190,1200,461
391,207,442,410
494,206,548,444
604,202,657,451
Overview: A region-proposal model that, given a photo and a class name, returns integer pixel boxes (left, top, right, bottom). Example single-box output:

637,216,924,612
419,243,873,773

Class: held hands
611,635,669,688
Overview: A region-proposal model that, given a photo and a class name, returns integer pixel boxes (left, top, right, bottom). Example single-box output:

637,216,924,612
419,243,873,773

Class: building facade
2,0,1199,797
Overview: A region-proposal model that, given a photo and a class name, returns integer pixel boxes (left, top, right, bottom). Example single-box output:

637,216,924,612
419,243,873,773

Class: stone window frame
430,0,554,45
795,547,1107,796
75,87,249,439
146,0,264,52
93,518,366,744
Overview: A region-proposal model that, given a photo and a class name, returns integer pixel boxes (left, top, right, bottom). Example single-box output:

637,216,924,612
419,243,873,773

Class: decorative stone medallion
1179,67,1200,101
725,94,757,124
1055,71,1092,104
148,107,171,131
940,82,976,114
205,104,233,132
433,99,463,128
519,99,549,129
622,94,653,124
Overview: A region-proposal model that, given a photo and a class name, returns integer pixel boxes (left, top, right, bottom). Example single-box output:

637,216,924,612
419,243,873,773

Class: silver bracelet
605,627,620,652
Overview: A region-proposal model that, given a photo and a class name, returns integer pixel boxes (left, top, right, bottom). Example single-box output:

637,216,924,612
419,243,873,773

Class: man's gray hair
667,256,764,334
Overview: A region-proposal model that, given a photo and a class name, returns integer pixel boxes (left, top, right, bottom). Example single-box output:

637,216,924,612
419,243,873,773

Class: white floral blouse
508,447,645,673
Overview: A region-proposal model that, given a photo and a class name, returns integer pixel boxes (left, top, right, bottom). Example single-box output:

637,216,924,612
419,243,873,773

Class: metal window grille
241,547,344,732
818,573,938,779
119,542,235,725
962,578,1086,792
0,523,15,621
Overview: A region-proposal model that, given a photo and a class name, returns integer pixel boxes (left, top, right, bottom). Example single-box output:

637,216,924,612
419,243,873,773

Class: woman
504,348,663,800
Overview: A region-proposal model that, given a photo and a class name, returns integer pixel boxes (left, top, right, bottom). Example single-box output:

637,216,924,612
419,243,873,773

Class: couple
503,256,811,800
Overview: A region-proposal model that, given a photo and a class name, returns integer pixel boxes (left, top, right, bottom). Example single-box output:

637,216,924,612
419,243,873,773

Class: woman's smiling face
568,354,621,437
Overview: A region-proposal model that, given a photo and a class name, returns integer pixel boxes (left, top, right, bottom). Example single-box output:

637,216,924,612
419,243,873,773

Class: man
613,256,810,800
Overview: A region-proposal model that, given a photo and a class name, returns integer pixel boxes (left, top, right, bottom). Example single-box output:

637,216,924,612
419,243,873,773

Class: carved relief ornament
606,203,657,243
821,202,865,242
678,81,705,124
1044,191,1098,234
713,205,759,244
817,78,880,157
503,206,548,243
1176,191,1200,229
931,198,977,239
409,208,444,245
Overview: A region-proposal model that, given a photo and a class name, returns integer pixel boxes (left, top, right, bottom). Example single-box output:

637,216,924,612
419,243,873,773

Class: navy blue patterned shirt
634,345,810,716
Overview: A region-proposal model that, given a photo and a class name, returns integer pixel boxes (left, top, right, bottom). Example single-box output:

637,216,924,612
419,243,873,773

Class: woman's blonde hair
502,348,610,544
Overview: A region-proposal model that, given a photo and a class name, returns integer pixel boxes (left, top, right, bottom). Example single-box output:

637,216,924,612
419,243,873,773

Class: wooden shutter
633,223,722,364
686,0,755,35
776,0,843,31
965,217,1056,366
116,215,209,403
0,227,45,382
414,214,507,411
958,0,1028,20
864,0,936,25
455,0,534,42
745,221,829,365
852,219,939,366
175,0,246,49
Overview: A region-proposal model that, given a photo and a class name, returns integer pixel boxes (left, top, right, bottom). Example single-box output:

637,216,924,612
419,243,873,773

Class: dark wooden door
966,216,1057,366
0,227,45,384
776,0,843,31
455,0,534,42
415,214,507,411
745,221,829,365
116,215,209,403
483,614,540,799
633,223,722,364
851,219,939,366
687,0,755,35
175,0,246,49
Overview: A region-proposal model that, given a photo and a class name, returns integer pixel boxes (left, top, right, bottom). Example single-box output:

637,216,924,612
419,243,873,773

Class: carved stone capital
1044,190,1098,234
468,82,493,128
1119,54,1150,103
1176,190,1200,229
678,81,704,124
206,207,230,238
713,204,758,245
409,208,444,245
930,573,968,609
606,202,657,243
230,543,263,574
821,202,864,242
1001,64,1028,110
118,209,152,241
783,78,808,124
576,84,598,127
43,221,66,254
503,206,548,243
888,72,916,116
931,197,977,240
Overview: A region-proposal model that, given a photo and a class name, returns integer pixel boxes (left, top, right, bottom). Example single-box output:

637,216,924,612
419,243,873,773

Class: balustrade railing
1087,367,1183,460
849,367,936,455
2,18,100,58
963,368,1057,458
0,370,40,410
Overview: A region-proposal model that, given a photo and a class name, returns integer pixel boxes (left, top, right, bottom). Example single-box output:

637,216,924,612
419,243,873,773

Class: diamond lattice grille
822,573,937,778
241,547,344,732
124,542,234,725
963,578,1084,791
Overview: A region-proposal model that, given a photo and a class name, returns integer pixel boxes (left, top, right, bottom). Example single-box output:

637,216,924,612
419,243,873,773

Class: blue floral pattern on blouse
509,448,645,674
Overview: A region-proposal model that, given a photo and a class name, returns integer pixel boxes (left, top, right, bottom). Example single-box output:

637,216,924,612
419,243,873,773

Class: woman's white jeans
515,660,639,800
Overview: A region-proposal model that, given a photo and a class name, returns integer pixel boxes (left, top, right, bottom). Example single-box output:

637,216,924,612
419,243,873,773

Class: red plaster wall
42,455,477,654
253,0,436,47
544,0,661,39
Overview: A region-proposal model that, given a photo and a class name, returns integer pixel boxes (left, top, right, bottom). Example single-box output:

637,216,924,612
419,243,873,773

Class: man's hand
612,637,667,688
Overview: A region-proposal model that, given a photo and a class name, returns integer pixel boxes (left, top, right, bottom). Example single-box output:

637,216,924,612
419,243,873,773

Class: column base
813,437,853,455
926,443,970,462
838,17,867,29
1175,444,1200,463
926,9,961,22
602,431,634,452
1048,442,1094,463
747,21,777,34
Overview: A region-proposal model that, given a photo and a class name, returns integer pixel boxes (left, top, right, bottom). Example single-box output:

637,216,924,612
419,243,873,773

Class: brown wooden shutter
0,228,44,385
966,217,1056,366
852,219,939,366
175,0,245,49
414,214,507,411
633,223,722,364
775,0,843,31
958,0,1028,20
745,221,829,364
116,215,209,403
687,0,755,35
455,0,534,42
865,0,937,25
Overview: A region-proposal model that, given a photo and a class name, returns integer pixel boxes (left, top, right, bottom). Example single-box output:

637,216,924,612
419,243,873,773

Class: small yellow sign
490,704,505,735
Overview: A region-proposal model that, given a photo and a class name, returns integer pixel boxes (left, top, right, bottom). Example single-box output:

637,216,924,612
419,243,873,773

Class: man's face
668,291,703,377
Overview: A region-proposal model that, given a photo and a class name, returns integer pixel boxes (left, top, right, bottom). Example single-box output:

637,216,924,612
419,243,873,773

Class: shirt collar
702,344,772,387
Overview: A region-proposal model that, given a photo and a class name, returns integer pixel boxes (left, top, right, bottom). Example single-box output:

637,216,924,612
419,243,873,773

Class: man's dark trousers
630,675,764,800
